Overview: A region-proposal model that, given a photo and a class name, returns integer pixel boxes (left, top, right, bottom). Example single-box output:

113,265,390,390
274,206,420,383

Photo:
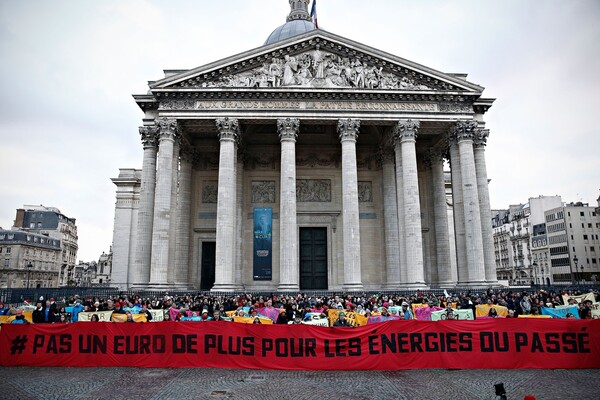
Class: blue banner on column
253,207,272,280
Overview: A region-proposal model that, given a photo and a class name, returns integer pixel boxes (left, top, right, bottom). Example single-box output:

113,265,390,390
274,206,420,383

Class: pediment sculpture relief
201,49,431,90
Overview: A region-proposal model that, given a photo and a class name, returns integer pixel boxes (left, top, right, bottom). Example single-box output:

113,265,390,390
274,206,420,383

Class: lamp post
532,262,538,285
580,265,585,284
572,256,578,285
26,262,33,289
541,266,545,286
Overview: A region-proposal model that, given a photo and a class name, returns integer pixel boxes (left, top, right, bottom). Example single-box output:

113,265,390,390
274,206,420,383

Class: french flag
310,0,318,29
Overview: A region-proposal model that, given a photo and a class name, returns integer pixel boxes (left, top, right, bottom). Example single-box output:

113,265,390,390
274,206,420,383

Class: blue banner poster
253,207,272,280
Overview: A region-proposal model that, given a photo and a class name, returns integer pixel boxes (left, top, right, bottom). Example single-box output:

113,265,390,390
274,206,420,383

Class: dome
264,19,316,45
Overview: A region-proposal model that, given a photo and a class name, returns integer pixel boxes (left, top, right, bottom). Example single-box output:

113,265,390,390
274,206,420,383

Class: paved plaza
0,367,598,400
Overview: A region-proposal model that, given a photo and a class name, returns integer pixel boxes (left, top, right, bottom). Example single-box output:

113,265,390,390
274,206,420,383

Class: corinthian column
448,135,467,284
338,119,364,291
132,125,158,288
212,117,240,292
452,120,486,285
430,149,454,287
381,148,401,289
149,118,178,288
474,129,498,285
395,120,426,288
278,117,300,291
174,143,193,288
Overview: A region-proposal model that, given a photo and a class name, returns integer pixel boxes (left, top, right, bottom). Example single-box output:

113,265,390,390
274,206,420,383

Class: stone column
235,147,244,288
212,117,240,292
132,125,158,288
149,118,178,288
448,135,468,284
393,134,407,284
167,139,180,285
430,149,454,287
174,143,193,288
453,120,486,285
474,129,498,285
278,117,300,291
396,120,426,288
381,148,401,289
338,119,364,291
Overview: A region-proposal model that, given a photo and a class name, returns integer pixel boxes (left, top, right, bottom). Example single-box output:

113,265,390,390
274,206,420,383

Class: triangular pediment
150,30,484,94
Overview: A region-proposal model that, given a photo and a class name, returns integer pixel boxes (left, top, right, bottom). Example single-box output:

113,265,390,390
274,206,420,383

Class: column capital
473,128,490,148
156,117,178,140
139,125,158,148
277,117,299,141
180,141,195,163
394,119,420,142
337,118,360,142
379,147,395,164
451,120,479,142
215,117,239,141
429,148,446,163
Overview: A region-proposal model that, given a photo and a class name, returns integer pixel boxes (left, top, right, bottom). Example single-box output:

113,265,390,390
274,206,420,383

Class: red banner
1,320,599,369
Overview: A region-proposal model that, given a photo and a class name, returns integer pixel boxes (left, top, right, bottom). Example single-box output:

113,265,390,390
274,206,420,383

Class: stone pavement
1,368,599,400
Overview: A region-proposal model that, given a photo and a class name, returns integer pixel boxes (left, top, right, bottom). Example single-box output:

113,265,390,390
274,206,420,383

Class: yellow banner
327,309,368,327
112,313,147,323
475,304,508,317
411,303,428,312
233,316,273,324
78,311,114,322
562,292,596,305
0,312,33,324
518,315,551,318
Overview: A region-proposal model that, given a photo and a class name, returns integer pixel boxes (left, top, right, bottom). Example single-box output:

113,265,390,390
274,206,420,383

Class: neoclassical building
111,1,498,291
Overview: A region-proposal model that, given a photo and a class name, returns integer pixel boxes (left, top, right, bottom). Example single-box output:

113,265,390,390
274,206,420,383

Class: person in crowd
401,301,414,320
112,302,126,315
32,301,45,323
11,308,29,324
520,294,532,315
59,313,71,323
566,313,576,319
90,314,100,322
252,317,262,324
42,300,55,323
333,311,352,327
163,312,172,322
488,308,499,318
125,311,136,322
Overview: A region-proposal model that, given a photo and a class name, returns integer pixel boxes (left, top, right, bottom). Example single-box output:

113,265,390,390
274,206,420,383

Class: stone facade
111,8,497,291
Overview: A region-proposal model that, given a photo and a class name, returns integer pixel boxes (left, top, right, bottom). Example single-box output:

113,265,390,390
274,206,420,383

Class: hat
39,296,44,301
115,302,121,307
50,298,55,302
383,302,389,308
338,311,345,316
202,309,208,314
402,301,409,307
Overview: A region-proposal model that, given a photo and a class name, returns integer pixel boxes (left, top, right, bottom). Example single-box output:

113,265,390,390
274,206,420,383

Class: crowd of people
1,287,598,325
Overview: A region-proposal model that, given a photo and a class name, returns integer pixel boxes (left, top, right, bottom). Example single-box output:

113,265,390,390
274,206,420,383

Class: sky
1,0,599,262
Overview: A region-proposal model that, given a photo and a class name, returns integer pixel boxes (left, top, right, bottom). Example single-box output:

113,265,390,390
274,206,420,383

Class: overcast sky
1,0,599,262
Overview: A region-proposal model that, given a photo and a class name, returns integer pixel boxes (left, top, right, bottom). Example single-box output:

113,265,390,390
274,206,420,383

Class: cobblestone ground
0,368,598,400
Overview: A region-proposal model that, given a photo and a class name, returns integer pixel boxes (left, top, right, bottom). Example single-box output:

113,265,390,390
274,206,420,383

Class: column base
342,283,365,292
456,280,489,288
146,282,178,290
435,281,458,289
277,283,300,292
382,282,403,291
398,282,430,290
211,283,244,293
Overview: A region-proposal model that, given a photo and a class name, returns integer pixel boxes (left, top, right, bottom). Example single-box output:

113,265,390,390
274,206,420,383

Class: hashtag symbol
10,335,28,355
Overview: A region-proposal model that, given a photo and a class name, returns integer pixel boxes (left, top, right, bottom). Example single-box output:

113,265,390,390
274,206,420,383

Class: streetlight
580,265,585,284
532,262,538,285
541,266,545,286
573,256,579,285
26,262,33,289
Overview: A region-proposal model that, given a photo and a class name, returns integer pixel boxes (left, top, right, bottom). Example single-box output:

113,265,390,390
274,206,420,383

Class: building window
6,248,10,254
580,212,584,216
0,248,2,253
3,259,9,268
8,234,14,240
583,234,589,240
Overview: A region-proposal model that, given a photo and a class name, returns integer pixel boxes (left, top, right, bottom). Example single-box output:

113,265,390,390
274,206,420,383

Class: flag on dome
310,0,318,28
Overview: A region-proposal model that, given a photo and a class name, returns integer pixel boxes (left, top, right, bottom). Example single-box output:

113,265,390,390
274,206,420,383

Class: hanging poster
253,207,272,280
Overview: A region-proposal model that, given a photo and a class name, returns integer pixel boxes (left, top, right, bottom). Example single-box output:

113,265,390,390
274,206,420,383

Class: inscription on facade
160,100,442,113
296,179,331,202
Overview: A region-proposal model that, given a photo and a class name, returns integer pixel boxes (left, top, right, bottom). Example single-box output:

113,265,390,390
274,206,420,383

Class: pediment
150,30,484,94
